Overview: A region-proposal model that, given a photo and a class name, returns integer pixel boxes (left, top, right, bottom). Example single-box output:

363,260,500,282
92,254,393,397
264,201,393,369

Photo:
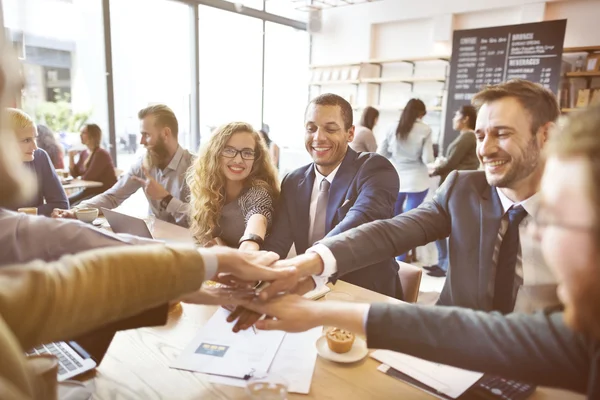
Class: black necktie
493,205,528,313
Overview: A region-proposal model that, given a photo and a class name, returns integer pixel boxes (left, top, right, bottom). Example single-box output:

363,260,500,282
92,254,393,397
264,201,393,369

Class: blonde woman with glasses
187,122,280,251
6,108,69,216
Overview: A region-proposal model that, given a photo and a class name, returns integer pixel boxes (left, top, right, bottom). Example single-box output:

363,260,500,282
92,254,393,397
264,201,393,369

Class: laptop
101,208,154,239
26,341,97,381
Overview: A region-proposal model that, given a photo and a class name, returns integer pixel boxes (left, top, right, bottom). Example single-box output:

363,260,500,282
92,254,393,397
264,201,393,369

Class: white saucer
315,335,368,363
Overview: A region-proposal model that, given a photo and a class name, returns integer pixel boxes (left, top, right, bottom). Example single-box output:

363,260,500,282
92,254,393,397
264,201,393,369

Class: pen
252,325,257,334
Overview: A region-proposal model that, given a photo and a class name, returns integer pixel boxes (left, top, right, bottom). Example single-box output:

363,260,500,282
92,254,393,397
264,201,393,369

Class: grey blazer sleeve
367,304,591,393
0,210,159,265
319,171,459,276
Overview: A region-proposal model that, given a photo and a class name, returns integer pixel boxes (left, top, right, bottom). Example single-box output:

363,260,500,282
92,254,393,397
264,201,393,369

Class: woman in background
7,108,69,216
378,98,434,261
188,122,280,251
68,123,117,206
426,105,480,277
258,124,280,169
350,106,379,152
36,124,64,170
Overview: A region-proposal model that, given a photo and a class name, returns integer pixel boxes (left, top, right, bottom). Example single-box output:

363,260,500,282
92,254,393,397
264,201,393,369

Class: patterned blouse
215,184,274,247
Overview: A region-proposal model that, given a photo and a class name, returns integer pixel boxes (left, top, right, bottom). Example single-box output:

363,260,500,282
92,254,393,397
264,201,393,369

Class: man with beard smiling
254,79,560,316
260,93,403,299
53,105,194,227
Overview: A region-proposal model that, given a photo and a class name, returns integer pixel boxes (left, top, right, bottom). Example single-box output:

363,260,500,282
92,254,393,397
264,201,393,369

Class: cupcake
326,328,355,354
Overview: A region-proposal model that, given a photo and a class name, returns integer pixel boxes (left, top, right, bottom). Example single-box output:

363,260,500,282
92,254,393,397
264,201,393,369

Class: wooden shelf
352,104,443,112
366,55,450,64
563,46,600,54
309,80,360,86
309,62,363,69
564,71,600,78
362,76,446,84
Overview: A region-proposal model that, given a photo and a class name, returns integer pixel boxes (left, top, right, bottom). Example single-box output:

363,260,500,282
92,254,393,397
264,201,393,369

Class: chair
397,261,422,303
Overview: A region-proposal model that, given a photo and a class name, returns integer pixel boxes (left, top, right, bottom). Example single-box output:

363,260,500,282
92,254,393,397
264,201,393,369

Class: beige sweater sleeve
0,244,206,351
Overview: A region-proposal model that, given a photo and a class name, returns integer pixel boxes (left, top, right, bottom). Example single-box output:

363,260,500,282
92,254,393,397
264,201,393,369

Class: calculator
469,375,536,400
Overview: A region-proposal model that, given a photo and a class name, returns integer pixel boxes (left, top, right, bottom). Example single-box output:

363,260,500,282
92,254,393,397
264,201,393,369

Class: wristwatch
238,233,264,248
160,194,173,211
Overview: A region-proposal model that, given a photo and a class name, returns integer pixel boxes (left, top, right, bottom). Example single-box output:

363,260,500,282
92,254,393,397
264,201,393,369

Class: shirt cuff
166,197,183,213
198,250,219,281
363,305,371,333
307,244,338,278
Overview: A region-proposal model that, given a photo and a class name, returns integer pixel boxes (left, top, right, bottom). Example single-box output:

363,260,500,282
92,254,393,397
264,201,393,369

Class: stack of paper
171,308,322,394
371,350,484,399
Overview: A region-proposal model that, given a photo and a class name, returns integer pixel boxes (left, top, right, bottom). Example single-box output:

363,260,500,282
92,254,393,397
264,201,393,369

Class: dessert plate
315,335,368,363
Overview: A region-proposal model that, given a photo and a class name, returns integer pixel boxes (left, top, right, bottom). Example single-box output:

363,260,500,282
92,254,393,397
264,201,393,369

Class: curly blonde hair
187,122,280,245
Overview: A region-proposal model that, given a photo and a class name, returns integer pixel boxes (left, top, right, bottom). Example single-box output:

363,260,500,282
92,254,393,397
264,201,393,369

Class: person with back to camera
377,98,434,261
35,124,65,170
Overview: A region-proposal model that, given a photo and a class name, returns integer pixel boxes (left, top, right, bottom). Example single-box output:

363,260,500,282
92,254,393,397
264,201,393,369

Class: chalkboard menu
443,19,567,151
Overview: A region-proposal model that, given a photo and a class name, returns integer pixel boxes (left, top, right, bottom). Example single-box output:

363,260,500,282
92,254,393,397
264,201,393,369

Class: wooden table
91,281,584,400
62,179,103,191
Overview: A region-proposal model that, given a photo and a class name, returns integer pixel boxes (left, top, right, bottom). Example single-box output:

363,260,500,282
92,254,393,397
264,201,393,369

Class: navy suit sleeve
367,305,590,393
263,174,294,258
37,150,69,216
326,155,398,238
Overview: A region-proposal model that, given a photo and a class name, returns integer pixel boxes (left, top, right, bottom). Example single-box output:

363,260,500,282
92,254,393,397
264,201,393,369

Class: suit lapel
326,149,359,232
295,165,315,253
478,181,503,310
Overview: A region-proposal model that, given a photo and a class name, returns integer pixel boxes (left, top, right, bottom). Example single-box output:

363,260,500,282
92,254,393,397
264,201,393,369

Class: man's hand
244,295,370,335
257,252,325,301
227,277,317,332
52,208,76,219
241,295,322,333
177,286,257,306
132,167,170,201
207,247,295,284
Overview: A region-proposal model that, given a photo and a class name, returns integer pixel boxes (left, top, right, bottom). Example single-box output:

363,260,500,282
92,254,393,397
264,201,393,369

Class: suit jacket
320,170,558,311
367,304,599,398
0,245,209,400
265,148,404,299
433,130,479,184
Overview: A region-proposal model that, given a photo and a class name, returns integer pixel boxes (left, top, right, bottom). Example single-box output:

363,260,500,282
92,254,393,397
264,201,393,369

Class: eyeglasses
531,207,596,232
221,146,256,160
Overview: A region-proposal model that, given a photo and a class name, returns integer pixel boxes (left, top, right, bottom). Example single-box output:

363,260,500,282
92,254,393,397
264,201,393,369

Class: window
3,0,108,158
265,0,307,21
198,5,263,140
110,0,193,169
263,22,309,152
223,0,264,10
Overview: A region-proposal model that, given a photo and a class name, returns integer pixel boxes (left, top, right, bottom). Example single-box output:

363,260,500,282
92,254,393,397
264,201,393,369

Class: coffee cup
75,208,99,223
18,207,38,215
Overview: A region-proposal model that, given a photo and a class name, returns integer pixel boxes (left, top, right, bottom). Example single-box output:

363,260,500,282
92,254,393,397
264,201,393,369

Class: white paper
371,350,484,399
171,308,285,379
209,326,323,394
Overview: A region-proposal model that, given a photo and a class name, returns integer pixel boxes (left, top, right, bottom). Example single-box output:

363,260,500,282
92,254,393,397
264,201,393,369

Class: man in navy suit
264,93,403,299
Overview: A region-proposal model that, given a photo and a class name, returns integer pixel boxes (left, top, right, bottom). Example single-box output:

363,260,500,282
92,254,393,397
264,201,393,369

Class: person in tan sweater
0,42,295,400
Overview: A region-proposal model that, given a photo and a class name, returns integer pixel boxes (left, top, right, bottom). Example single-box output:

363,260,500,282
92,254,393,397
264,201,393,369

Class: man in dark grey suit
262,79,560,314
240,105,600,398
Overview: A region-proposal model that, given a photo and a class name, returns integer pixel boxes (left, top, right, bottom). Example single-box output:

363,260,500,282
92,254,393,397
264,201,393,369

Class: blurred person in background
378,98,434,261
6,108,69,216
35,124,65,170
427,105,480,277
350,106,379,153
68,123,117,206
258,123,280,169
